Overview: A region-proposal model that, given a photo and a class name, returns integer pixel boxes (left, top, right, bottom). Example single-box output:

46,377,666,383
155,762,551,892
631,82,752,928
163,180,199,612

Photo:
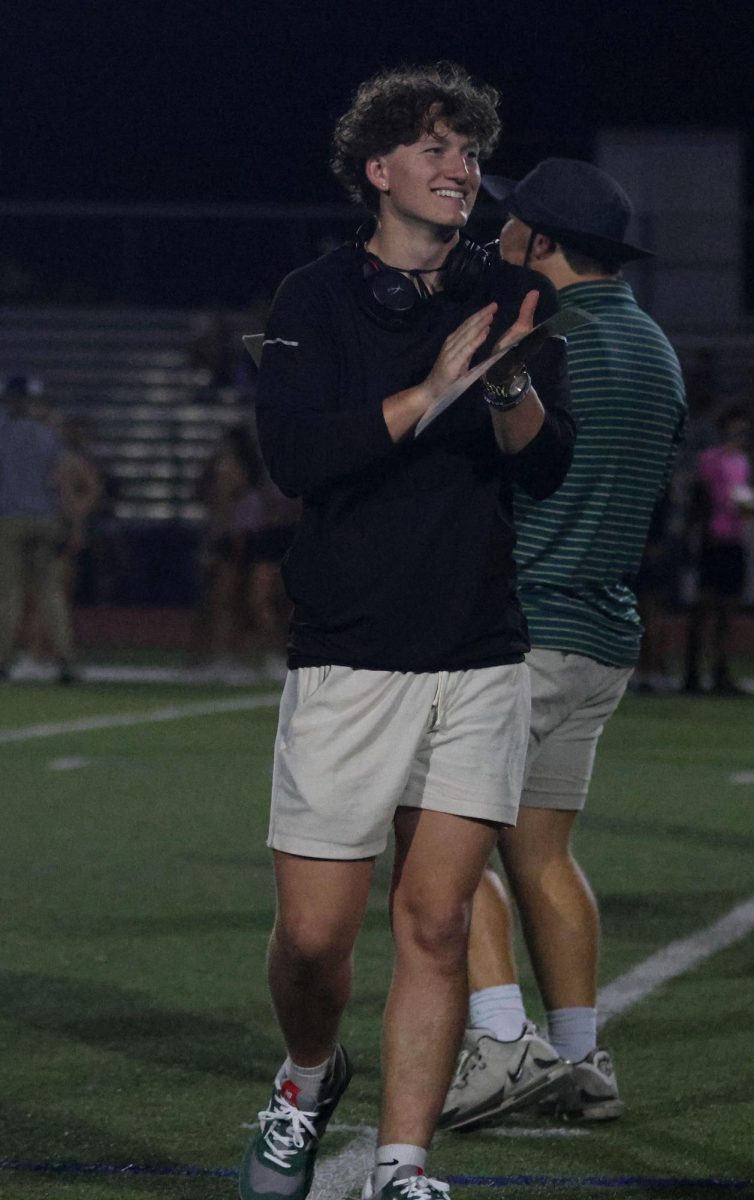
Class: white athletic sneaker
540,1046,624,1121
438,1021,571,1131
362,1167,450,1200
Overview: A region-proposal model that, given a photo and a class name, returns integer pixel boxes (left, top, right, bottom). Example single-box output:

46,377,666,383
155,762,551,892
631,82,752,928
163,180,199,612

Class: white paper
414,346,507,436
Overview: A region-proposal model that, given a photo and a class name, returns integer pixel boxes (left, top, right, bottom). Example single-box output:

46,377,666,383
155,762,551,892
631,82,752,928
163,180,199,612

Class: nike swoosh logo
377,1159,400,1167
508,1045,529,1084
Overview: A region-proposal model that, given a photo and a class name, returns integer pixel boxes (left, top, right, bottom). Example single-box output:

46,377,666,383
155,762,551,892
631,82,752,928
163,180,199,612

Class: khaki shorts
268,662,530,859
522,648,632,812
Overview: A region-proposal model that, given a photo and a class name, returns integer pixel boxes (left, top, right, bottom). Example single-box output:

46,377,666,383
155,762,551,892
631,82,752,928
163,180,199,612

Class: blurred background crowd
2,0,753,696
1,291,752,694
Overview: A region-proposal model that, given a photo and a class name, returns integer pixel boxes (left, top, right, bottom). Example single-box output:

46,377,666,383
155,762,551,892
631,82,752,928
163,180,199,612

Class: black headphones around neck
355,232,493,330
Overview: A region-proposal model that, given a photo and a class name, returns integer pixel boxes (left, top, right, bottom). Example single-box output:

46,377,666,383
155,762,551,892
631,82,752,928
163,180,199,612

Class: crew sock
469,984,527,1042
278,1052,333,1109
374,1145,427,1193
546,1007,597,1063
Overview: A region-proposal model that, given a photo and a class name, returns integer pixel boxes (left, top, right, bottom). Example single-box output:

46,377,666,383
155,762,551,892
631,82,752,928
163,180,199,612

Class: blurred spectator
237,474,300,676
632,493,677,693
190,423,300,677
189,310,238,389
0,378,77,683
190,423,264,667
683,404,754,694
22,415,104,664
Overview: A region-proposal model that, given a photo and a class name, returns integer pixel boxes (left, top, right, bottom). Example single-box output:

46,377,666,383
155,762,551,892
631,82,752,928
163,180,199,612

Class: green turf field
1,680,753,1200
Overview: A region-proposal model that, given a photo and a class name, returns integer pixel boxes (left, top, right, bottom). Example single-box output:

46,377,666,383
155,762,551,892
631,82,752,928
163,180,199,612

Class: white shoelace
393,1177,450,1200
257,1094,318,1169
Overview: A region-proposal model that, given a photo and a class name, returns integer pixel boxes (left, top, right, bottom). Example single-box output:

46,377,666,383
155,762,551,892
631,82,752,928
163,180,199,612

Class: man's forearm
382,382,437,442
489,388,546,455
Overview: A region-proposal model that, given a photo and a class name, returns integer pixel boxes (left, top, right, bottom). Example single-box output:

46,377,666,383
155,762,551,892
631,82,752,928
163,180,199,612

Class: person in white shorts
440,159,686,1133
237,67,575,1200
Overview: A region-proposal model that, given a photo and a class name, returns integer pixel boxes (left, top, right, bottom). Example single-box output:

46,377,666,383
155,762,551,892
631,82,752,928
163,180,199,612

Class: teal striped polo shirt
514,279,687,666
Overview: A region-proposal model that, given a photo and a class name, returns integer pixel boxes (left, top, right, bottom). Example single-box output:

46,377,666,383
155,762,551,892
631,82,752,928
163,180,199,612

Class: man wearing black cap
440,159,686,1131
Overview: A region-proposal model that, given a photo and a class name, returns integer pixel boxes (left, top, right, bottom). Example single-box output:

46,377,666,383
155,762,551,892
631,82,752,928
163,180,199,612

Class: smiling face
366,120,481,233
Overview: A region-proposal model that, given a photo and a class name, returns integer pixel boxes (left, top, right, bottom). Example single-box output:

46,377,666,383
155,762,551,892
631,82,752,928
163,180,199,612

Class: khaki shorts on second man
268,662,530,859
522,647,632,811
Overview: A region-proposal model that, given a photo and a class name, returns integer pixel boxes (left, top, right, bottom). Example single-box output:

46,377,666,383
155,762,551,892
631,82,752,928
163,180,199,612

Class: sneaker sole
558,1096,625,1122
439,1061,573,1132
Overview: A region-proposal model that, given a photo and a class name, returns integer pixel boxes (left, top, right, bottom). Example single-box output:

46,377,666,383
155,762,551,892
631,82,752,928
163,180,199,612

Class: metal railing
1,200,752,328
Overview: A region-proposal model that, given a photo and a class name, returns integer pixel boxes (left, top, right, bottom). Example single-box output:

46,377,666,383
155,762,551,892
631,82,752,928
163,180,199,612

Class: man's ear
365,156,389,194
532,233,557,261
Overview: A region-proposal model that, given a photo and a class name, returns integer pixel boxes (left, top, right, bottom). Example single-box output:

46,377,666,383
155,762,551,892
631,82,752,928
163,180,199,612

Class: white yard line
730,770,754,785
0,693,280,745
311,1129,377,1200
597,892,754,1027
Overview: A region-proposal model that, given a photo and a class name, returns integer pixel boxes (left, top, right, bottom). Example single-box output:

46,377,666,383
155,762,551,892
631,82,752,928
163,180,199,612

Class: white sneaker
438,1021,571,1131
540,1046,624,1121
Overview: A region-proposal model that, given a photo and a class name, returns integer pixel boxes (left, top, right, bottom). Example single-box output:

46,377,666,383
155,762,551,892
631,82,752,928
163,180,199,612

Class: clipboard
242,334,265,368
483,306,595,388
415,305,595,436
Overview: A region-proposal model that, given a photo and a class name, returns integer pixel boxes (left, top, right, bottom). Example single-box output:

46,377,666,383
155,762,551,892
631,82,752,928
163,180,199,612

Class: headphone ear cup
444,239,491,301
371,270,417,313
358,254,421,329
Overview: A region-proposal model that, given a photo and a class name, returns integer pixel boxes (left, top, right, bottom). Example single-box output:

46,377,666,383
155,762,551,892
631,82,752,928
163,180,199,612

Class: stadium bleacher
0,307,250,523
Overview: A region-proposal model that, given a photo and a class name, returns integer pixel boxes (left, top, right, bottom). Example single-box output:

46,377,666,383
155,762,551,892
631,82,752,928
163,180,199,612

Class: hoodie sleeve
512,331,577,499
490,268,576,500
254,270,395,498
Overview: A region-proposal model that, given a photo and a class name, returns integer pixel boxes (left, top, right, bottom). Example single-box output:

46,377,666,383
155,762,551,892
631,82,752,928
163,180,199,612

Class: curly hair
331,62,501,212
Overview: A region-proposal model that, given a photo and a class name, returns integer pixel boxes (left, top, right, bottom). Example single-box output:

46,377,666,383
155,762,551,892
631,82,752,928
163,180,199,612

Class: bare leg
467,867,518,992
29,527,74,664
268,851,374,1065
249,561,289,655
379,808,498,1146
499,807,599,1010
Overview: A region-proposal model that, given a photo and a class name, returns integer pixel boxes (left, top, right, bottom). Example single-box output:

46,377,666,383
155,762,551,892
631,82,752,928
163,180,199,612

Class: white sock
374,1145,427,1193
546,1007,597,1062
278,1053,332,1108
469,985,527,1042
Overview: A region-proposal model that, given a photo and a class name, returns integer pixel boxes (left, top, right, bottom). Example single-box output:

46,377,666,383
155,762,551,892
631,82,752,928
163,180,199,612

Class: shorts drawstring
428,671,449,731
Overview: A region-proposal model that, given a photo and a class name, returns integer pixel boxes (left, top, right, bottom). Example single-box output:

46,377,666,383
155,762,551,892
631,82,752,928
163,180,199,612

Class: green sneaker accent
239,1045,352,1200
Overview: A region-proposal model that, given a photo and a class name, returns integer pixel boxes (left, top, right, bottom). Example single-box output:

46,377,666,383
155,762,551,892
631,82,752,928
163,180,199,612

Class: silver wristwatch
482,368,531,411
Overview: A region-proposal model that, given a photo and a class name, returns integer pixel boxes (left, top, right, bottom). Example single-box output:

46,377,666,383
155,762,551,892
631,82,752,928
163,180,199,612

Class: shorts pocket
297,664,333,705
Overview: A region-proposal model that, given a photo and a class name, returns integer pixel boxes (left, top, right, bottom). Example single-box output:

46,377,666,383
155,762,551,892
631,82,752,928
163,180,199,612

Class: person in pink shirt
684,404,753,694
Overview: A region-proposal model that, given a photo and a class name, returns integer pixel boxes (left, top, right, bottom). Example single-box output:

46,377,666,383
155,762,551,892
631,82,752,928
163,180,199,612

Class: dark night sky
1,0,752,206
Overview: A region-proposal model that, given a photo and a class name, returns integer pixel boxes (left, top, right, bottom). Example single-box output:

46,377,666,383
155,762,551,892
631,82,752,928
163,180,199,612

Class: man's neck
554,268,621,292
367,212,459,273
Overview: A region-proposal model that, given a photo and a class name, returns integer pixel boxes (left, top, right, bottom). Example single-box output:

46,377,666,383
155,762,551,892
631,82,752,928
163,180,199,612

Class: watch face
507,371,528,398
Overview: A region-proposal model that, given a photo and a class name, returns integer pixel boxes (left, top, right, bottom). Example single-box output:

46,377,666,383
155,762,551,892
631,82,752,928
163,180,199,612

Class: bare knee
500,808,576,882
273,911,355,975
393,893,470,969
